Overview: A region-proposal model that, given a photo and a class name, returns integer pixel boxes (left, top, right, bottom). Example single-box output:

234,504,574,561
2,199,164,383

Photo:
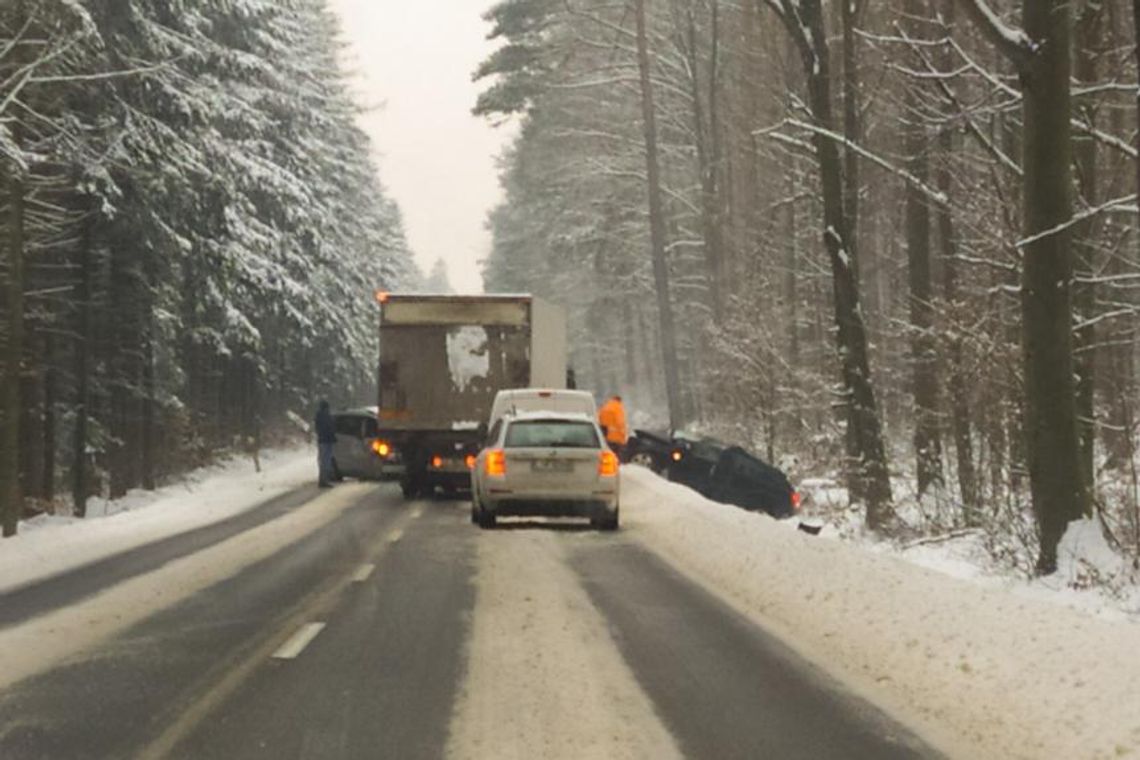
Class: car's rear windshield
505,420,599,449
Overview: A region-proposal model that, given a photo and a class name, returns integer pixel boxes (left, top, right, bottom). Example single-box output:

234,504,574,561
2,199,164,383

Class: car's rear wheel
400,477,419,499
629,451,655,469
478,510,496,529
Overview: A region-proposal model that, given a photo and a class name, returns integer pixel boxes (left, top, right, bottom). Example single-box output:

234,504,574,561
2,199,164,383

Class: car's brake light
465,454,476,470
431,455,443,469
671,449,683,462
599,450,620,476
372,439,392,458
486,449,506,476
791,490,802,510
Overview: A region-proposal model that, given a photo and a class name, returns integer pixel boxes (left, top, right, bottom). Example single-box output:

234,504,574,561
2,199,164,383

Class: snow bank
0,447,314,594
623,466,1140,760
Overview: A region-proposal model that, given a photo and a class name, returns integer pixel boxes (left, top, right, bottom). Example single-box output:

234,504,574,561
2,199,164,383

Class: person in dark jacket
315,400,337,487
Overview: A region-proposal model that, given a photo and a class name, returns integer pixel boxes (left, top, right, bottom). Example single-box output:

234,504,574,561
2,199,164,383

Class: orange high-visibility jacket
598,398,628,445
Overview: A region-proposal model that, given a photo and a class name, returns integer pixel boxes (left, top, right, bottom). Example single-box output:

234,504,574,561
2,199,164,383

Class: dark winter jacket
315,405,337,444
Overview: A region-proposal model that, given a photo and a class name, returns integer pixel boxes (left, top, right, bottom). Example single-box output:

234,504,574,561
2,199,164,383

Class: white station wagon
471,412,620,530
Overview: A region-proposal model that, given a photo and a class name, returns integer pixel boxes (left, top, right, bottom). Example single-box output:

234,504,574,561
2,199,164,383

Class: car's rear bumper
485,493,618,519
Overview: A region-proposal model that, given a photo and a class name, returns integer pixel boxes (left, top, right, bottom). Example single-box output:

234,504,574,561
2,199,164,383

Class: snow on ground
623,466,1140,760
0,446,315,595
797,475,1140,621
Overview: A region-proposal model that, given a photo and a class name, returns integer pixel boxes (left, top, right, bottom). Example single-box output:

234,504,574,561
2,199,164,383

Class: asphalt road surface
0,483,940,759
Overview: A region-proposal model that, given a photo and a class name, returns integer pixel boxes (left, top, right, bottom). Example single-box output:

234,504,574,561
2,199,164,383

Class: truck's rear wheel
593,509,619,532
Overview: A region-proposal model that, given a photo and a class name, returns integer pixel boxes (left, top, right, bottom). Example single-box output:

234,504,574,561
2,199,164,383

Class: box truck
374,294,568,498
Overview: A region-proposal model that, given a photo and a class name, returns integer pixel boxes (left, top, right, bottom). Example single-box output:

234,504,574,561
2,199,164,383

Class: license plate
532,459,573,473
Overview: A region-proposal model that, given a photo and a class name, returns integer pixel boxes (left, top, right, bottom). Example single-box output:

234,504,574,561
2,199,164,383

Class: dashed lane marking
387,529,404,544
271,622,326,660
351,564,375,583
136,503,418,760
412,505,425,519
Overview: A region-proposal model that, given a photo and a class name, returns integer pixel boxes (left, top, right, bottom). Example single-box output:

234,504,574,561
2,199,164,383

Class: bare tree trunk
1072,0,1102,509
772,0,893,522
935,0,977,517
1135,0,1140,268
1,2,27,532
786,165,800,366
685,3,726,323
1021,0,1085,572
1102,70,1134,469
140,230,157,491
635,0,685,430
958,0,1087,572
141,337,156,491
841,0,861,252
1,159,25,536
42,331,56,502
20,333,44,500
903,0,943,495
72,205,95,517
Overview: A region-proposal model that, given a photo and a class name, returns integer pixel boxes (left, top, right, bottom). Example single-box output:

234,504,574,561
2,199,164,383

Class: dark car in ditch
623,428,674,472
668,438,800,519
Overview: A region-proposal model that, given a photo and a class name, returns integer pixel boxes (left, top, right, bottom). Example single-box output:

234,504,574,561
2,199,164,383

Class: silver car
470,412,620,530
331,408,404,481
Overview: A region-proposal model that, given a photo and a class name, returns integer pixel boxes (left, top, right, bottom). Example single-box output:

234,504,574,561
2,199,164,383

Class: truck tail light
465,454,476,470
372,439,392,458
486,450,506,476
431,455,443,469
599,450,620,476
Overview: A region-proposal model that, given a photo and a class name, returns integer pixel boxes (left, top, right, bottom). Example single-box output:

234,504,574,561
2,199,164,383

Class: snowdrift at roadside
0,447,314,595
622,466,1140,760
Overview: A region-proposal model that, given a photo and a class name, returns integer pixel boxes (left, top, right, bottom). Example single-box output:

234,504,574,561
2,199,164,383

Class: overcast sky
328,1,515,293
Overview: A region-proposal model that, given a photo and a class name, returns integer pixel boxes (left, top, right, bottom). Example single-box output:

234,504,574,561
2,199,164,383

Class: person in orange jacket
598,395,629,459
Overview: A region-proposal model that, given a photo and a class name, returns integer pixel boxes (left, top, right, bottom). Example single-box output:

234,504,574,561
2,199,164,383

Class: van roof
506,411,596,423
489,388,597,427
494,388,594,402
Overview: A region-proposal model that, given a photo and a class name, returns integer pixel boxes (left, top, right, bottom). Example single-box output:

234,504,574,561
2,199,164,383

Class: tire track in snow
446,528,682,760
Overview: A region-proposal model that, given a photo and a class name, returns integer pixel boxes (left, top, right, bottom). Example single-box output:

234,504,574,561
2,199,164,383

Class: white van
488,389,597,428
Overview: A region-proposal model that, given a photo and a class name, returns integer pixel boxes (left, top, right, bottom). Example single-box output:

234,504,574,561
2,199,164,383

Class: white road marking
0,483,374,693
387,528,404,544
351,563,375,582
412,505,425,519
272,622,326,660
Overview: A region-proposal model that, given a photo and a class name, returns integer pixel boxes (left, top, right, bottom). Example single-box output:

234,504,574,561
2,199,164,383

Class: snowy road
0,479,933,759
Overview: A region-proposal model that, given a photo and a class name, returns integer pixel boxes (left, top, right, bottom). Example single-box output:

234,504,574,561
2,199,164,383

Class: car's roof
335,407,378,417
